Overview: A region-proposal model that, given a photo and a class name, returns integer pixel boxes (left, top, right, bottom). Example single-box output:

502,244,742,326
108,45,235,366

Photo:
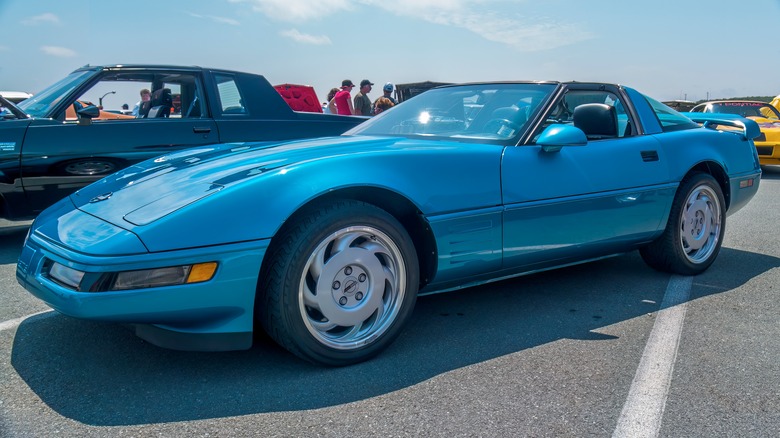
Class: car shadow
0,226,29,264
10,248,779,426
760,165,780,180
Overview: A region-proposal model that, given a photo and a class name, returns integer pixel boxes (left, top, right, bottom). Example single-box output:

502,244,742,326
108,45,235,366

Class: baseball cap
383,82,394,92
360,79,374,87
341,79,355,88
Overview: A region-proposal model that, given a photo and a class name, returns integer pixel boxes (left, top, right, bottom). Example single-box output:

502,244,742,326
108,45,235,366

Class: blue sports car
16,82,761,366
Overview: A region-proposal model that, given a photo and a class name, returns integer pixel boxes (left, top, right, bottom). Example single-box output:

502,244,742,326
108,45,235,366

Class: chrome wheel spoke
309,319,338,332
309,246,326,281
302,282,319,308
332,231,362,253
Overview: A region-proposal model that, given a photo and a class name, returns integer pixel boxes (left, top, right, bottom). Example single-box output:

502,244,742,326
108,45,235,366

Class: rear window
214,74,246,114
644,95,699,132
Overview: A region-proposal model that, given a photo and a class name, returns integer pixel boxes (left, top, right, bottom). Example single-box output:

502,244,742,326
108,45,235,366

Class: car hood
71,135,403,229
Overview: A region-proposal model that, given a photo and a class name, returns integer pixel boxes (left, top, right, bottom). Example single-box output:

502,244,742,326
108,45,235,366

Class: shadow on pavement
0,226,29,265
10,248,779,426
760,165,780,180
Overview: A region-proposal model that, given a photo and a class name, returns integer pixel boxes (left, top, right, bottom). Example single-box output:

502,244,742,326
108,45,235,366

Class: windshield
707,102,780,120
17,69,96,118
346,83,557,142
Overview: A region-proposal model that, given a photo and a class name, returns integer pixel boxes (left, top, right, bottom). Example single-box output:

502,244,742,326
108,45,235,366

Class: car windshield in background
16,69,96,118
707,102,780,120
347,83,557,142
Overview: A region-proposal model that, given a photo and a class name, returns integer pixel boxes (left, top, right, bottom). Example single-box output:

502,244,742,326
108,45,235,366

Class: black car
0,64,364,220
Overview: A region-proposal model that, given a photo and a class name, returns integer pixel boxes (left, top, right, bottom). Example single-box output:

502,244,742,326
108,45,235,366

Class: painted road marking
0,310,55,332
612,275,693,438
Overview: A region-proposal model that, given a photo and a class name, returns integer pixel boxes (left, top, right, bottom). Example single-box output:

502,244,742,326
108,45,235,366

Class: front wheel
258,200,419,366
640,173,725,275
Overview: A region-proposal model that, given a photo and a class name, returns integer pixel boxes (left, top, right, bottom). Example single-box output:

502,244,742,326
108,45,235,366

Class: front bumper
17,232,269,351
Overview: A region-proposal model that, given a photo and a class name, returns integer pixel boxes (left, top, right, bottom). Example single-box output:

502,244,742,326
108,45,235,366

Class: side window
536,90,632,141
564,91,630,138
65,71,206,121
214,74,246,114
65,76,146,121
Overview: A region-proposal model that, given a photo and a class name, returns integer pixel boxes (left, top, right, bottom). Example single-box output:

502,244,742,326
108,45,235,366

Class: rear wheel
640,173,725,275
258,200,419,366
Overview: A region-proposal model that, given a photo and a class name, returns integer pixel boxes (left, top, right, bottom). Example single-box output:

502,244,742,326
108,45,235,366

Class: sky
1,0,779,105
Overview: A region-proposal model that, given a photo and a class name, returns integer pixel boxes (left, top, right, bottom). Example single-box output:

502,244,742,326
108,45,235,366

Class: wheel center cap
343,278,359,295
315,247,386,327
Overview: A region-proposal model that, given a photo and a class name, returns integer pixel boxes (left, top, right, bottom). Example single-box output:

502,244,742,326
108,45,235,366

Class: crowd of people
323,79,397,116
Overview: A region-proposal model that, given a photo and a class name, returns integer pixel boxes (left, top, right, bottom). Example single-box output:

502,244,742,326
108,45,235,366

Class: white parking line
0,310,55,332
612,275,693,438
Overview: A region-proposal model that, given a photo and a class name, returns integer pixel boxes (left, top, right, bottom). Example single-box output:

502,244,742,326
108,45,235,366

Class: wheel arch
685,160,730,210
262,186,438,292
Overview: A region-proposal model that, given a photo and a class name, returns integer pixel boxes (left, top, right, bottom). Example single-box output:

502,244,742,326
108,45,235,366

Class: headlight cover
111,262,218,291
49,262,86,289
45,260,218,292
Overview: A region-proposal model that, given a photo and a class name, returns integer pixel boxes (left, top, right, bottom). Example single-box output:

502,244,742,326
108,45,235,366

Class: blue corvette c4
17,82,761,366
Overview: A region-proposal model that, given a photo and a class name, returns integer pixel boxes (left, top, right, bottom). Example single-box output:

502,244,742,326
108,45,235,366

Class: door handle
641,150,659,162
193,127,212,134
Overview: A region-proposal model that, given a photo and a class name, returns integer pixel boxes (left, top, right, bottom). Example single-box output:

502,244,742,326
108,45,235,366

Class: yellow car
690,100,780,165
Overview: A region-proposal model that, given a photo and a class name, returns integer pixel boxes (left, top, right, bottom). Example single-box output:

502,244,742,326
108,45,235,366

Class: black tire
640,172,725,275
258,199,419,366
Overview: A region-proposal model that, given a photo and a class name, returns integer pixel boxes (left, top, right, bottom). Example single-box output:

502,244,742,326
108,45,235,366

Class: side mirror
73,101,100,126
536,124,587,152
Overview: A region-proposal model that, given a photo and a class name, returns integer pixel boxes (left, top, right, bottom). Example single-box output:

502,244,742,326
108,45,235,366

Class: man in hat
373,82,397,115
353,79,374,116
328,79,356,115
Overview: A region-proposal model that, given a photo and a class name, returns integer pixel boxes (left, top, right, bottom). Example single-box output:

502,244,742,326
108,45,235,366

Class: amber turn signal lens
187,262,218,283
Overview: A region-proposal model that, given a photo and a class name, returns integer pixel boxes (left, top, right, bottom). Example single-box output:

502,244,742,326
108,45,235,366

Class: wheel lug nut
332,281,341,290
358,274,366,282
344,266,352,275
339,296,348,306
355,292,363,301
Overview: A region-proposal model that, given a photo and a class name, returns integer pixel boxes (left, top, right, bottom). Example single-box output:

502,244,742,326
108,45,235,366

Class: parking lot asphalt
1,170,778,437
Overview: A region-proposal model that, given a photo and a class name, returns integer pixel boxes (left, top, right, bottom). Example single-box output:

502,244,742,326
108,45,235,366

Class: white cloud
40,46,77,57
22,13,61,26
280,29,332,45
239,0,592,51
232,0,352,22
188,12,240,26
362,0,592,51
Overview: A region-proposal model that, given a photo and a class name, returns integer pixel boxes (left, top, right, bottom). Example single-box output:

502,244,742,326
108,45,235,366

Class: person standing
373,82,397,115
353,79,374,116
322,87,340,114
328,80,355,115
